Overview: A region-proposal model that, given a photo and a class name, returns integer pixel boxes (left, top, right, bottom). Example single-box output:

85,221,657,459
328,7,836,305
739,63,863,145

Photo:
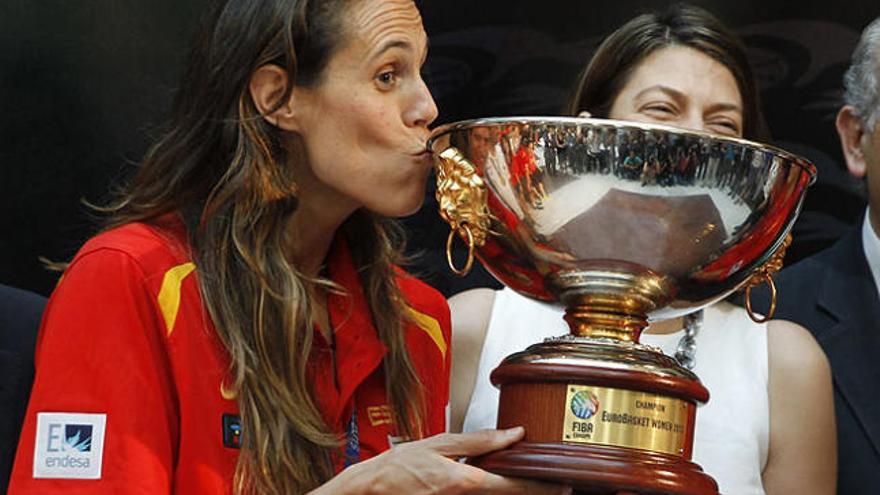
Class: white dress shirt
862,208,880,300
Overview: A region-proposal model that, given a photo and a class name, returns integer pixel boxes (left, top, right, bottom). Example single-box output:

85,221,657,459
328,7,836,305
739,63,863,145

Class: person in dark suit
0,284,46,493
751,16,880,494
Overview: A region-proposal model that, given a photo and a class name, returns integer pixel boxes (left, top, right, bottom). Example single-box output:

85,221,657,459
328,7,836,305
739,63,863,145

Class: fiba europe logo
570,390,600,420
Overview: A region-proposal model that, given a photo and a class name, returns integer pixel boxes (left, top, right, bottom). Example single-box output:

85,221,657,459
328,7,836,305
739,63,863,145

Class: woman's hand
313,427,571,495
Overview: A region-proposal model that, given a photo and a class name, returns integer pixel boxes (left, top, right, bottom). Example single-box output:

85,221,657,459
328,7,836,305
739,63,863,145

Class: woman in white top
450,5,835,495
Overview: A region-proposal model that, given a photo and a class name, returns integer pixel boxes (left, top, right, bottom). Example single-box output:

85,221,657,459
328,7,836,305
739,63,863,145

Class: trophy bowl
428,117,816,495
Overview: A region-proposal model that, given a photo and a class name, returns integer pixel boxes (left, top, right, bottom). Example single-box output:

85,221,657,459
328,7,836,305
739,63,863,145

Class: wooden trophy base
475,341,718,495
470,442,716,495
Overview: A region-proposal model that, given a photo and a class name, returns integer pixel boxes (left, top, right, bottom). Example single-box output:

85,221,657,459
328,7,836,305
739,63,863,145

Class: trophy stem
563,305,648,341
551,268,674,342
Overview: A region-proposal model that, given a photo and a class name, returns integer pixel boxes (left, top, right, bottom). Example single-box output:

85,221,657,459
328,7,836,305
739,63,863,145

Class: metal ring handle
446,224,475,277
745,272,777,323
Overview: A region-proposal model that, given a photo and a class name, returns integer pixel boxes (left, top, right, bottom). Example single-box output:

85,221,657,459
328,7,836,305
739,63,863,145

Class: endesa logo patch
33,412,107,479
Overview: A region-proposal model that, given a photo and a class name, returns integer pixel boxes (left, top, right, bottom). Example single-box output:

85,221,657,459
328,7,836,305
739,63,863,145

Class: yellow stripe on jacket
405,306,447,359
157,262,196,335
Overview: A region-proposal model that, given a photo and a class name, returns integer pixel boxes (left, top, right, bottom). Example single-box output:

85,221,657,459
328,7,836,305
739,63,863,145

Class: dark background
1,0,877,297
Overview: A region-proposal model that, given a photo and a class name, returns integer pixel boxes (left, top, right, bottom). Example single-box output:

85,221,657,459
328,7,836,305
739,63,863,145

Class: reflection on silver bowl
429,116,815,328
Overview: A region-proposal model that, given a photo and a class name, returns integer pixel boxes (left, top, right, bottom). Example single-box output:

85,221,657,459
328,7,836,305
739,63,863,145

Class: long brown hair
104,0,424,492
566,3,770,142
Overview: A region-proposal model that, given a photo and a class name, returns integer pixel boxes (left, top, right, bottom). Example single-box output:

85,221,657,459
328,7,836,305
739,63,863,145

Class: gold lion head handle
744,233,792,323
435,147,491,276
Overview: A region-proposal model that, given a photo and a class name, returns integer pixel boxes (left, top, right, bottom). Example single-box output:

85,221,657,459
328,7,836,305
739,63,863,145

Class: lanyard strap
343,406,360,468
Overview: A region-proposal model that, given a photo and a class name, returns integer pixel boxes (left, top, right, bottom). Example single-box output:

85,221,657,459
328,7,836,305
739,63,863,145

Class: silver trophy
429,117,815,495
